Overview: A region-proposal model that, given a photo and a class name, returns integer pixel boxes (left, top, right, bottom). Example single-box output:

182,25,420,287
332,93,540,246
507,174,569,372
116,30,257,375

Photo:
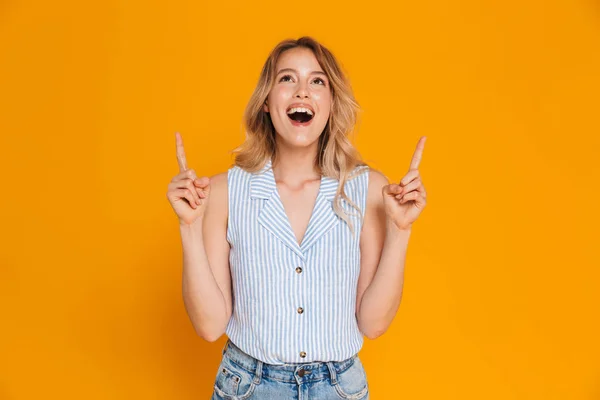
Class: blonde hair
231,36,369,234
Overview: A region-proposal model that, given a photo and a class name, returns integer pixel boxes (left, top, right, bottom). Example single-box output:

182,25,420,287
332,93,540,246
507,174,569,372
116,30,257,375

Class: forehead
276,47,322,72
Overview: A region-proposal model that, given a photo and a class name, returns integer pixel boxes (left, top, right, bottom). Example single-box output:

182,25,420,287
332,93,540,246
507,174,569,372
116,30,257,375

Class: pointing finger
175,131,188,172
409,136,427,171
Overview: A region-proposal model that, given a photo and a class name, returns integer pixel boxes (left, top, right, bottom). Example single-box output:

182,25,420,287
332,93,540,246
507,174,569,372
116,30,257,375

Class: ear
263,100,269,113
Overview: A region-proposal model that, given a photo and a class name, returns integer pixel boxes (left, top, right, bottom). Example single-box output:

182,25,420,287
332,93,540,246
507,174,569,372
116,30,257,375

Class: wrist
385,218,412,234
179,217,204,231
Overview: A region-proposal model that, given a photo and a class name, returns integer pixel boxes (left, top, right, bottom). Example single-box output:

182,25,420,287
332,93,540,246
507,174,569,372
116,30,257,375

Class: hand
382,136,428,231
165,132,211,226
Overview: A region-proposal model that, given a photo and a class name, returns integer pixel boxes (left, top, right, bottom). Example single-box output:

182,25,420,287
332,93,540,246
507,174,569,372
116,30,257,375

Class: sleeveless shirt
225,158,370,365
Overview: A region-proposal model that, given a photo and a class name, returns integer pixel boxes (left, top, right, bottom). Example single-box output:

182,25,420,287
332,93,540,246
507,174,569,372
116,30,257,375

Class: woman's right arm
166,132,232,342
179,171,231,342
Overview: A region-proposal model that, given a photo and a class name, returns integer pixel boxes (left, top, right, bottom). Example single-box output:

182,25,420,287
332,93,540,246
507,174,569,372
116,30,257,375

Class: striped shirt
225,158,370,364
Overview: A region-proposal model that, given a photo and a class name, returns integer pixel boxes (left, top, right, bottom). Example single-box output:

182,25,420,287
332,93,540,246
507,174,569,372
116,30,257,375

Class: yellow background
1,0,599,399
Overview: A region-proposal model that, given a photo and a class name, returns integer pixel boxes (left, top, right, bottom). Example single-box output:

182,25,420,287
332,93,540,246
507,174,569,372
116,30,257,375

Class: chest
276,180,320,247
227,164,367,263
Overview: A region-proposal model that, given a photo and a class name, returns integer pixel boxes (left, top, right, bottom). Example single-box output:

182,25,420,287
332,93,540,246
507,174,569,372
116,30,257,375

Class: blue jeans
211,339,370,400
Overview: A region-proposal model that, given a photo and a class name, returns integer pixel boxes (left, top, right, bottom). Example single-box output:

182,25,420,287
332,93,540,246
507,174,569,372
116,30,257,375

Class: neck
272,141,320,184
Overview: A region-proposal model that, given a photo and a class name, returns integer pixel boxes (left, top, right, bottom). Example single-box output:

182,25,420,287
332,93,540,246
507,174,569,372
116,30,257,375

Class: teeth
286,107,314,116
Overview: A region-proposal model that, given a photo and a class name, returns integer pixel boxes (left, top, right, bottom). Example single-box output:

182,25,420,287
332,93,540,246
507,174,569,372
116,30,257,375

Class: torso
224,159,370,364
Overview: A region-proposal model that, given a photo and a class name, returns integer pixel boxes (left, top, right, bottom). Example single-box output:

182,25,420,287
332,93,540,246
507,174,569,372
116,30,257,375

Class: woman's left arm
356,137,427,339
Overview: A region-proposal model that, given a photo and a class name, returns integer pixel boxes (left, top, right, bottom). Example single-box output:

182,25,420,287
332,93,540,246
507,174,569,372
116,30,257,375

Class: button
297,307,304,314
298,368,310,377
296,267,302,273
300,351,306,358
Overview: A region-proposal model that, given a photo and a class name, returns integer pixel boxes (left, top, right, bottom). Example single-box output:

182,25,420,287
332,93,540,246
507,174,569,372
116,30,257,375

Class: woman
166,36,427,399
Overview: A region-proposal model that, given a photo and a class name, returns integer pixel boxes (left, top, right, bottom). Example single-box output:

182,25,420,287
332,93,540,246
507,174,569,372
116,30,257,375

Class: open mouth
286,107,314,126
287,111,313,123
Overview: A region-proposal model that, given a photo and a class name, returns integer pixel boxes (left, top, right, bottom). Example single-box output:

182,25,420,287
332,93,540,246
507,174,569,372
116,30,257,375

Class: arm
356,169,411,340
181,171,232,342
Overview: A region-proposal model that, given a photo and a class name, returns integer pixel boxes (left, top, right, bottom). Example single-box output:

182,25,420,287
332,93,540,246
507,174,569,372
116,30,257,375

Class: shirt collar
249,158,338,201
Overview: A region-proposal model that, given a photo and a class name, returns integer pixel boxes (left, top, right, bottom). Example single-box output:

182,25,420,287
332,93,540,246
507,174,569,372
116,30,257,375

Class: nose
294,81,309,99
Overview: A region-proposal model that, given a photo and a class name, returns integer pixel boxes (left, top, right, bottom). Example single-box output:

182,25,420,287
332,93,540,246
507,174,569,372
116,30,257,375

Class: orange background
1,0,599,399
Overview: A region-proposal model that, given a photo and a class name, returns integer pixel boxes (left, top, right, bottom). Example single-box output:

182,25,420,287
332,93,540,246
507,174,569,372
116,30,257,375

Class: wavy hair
231,36,369,234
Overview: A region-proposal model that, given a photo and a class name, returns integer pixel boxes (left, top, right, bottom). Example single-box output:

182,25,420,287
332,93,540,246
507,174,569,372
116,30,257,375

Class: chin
276,131,319,147
291,132,316,144
273,116,327,147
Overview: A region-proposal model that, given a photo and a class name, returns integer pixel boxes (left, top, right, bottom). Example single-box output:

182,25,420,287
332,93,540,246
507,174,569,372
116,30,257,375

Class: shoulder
343,165,387,205
345,164,371,189
223,164,253,184
209,170,229,191
366,168,389,207
205,170,229,216
207,165,248,190
368,168,389,189
347,164,386,185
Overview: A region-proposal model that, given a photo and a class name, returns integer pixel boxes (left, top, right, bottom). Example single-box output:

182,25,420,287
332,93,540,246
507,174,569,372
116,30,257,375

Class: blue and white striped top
225,158,370,364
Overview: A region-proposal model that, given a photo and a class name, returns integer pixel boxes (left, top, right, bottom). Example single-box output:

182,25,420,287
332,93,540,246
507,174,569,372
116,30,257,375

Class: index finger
175,131,188,172
409,136,427,170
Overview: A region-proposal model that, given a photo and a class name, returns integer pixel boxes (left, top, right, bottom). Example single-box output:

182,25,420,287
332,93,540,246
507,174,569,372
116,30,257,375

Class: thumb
382,183,401,196
194,177,211,193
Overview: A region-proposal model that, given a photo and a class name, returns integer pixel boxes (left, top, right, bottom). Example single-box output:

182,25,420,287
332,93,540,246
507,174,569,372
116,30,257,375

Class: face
263,47,332,148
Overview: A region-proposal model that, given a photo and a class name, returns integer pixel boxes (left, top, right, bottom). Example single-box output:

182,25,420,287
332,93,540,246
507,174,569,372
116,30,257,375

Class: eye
278,75,326,86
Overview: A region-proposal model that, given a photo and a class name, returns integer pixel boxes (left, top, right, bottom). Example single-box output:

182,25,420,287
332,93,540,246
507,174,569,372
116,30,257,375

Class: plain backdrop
1,0,599,399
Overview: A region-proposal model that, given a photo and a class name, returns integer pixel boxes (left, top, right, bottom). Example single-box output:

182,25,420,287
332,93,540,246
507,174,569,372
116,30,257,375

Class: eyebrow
276,68,327,77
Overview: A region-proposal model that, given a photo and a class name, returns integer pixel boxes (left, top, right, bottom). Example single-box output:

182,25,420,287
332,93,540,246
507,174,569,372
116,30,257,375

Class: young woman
166,36,427,400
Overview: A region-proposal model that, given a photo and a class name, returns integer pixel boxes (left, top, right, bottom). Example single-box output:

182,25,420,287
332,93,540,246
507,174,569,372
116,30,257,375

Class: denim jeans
211,339,370,400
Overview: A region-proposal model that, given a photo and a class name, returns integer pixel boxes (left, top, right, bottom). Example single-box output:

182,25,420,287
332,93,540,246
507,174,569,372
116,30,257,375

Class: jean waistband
221,339,358,384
